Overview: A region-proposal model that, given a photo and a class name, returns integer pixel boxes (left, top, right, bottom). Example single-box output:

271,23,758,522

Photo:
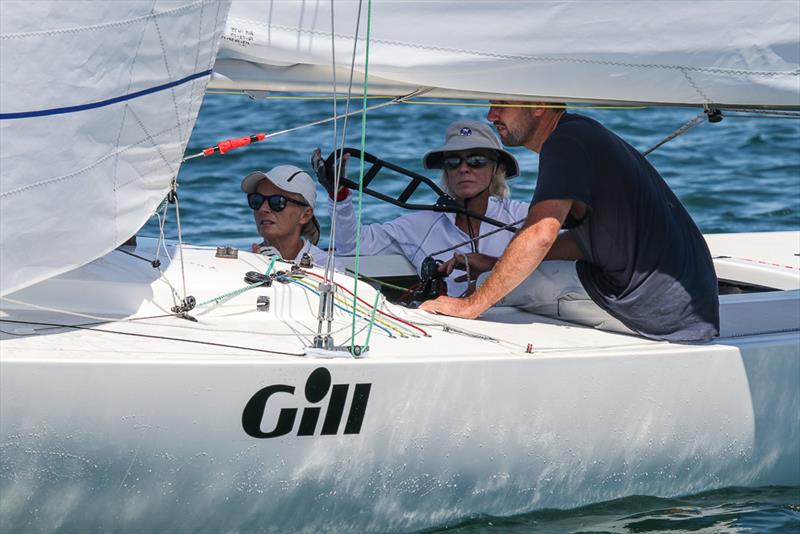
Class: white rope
457,252,472,298
324,0,364,281
642,110,707,156
153,200,169,266
261,92,430,143
429,217,526,258
316,0,366,345
171,183,190,305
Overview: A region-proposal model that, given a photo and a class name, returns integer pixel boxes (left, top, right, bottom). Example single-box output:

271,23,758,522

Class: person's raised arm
310,148,423,258
420,199,572,318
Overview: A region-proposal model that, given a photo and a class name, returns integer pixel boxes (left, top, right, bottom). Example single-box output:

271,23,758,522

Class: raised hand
311,148,349,198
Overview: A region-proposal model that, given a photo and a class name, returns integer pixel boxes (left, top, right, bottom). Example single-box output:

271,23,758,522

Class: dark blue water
146,95,800,532
145,95,800,252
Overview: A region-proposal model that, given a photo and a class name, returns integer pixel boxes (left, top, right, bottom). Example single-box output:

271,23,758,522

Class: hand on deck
421,199,573,320
419,295,482,319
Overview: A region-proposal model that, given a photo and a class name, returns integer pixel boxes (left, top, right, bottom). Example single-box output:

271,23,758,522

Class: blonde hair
440,162,510,199
302,218,320,245
282,189,320,245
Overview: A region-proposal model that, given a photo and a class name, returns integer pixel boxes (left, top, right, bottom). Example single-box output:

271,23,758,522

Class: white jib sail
213,0,800,108
0,0,231,296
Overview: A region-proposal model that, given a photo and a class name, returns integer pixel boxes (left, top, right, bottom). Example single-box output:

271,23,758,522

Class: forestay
213,0,800,108
0,0,231,296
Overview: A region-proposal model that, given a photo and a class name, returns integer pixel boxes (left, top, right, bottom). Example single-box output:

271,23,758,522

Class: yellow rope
400,100,648,110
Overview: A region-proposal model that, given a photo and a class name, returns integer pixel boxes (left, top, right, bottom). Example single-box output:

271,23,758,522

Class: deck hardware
244,271,272,286
299,252,313,268
441,325,499,342
313,282,337,349
171,296,197,321
215,246,239,259
256,296,270,312
166,179,178,204
704,105,723,123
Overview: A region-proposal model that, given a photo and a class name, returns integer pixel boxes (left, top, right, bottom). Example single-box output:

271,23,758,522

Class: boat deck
1,232,797,364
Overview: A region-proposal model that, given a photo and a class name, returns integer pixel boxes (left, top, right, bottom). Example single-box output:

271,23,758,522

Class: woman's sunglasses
247,193,309,212
442,154,496,170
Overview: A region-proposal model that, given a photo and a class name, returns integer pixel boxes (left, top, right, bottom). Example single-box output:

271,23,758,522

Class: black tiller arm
325,148,518,233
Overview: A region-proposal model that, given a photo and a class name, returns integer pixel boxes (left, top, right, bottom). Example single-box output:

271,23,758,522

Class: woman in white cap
312,120,529,297
241,165,329,266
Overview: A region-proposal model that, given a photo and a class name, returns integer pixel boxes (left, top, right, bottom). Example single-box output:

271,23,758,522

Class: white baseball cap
241,165,318,207
241,165,320,244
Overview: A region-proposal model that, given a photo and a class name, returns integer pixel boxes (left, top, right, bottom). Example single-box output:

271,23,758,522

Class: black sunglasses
247,193,309,211
442,154,496,170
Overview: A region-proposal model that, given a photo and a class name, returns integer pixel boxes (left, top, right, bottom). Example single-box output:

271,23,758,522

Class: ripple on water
436,486,800,533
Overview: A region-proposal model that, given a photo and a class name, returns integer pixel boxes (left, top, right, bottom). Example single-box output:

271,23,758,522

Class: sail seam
0,118,193,199
151,15,184,147
226,19,799,78
128,108,177,177
0,69,212,120
0,0,207,40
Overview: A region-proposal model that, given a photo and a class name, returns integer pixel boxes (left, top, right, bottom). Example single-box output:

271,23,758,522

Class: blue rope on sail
0,70,212,120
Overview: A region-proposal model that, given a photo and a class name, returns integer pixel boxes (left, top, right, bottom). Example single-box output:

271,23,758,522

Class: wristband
329,187,350,201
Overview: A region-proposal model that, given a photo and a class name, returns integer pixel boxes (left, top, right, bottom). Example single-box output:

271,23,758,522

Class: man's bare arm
420,199,572,319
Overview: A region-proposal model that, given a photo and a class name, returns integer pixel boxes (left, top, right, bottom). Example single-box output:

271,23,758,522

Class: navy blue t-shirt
533,113,719,342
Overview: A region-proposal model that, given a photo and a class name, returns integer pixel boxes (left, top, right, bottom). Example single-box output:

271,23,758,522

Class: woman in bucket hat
241,165,329,266
312,120,529,297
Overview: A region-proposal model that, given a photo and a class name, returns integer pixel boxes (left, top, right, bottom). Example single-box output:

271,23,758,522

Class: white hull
1,233,798,532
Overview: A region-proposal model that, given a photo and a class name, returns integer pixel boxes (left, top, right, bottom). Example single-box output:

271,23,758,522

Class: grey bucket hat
423,120,519,178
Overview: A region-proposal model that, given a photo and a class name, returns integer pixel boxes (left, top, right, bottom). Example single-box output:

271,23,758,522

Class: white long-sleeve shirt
330,195,530,296
257,239,337,269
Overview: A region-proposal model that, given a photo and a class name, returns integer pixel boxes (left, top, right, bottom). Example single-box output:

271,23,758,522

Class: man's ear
531,102,548,118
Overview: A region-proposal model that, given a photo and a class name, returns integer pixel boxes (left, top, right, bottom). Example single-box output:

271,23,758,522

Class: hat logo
459,127,472,136
286,170,303,182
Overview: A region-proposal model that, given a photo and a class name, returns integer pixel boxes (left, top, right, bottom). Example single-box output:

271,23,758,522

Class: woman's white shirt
258,239,337,269
330,195,529,296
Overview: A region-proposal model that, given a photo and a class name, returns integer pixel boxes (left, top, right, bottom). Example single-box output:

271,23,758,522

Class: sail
0,0,231,296
213,1,800,108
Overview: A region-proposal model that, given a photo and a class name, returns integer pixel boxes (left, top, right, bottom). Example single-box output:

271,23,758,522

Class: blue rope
0,70,212,120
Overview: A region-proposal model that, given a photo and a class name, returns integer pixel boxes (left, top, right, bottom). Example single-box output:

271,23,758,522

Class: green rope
363,288,381,354
350,0,373,357
196,256,277,307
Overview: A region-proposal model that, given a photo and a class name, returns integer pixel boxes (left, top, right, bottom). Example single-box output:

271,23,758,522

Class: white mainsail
213,0,800,107
0,0,231,296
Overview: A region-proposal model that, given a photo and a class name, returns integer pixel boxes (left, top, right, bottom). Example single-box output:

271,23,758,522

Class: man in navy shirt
422,102,719,342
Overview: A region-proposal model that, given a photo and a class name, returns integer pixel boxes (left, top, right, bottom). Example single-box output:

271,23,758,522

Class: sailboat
1,1,798,532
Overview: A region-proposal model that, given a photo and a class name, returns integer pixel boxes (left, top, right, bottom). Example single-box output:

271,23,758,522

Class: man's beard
500,127,526,146
495,118,536,147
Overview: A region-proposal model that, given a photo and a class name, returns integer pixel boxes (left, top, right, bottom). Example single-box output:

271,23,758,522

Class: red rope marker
183,133,266,162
